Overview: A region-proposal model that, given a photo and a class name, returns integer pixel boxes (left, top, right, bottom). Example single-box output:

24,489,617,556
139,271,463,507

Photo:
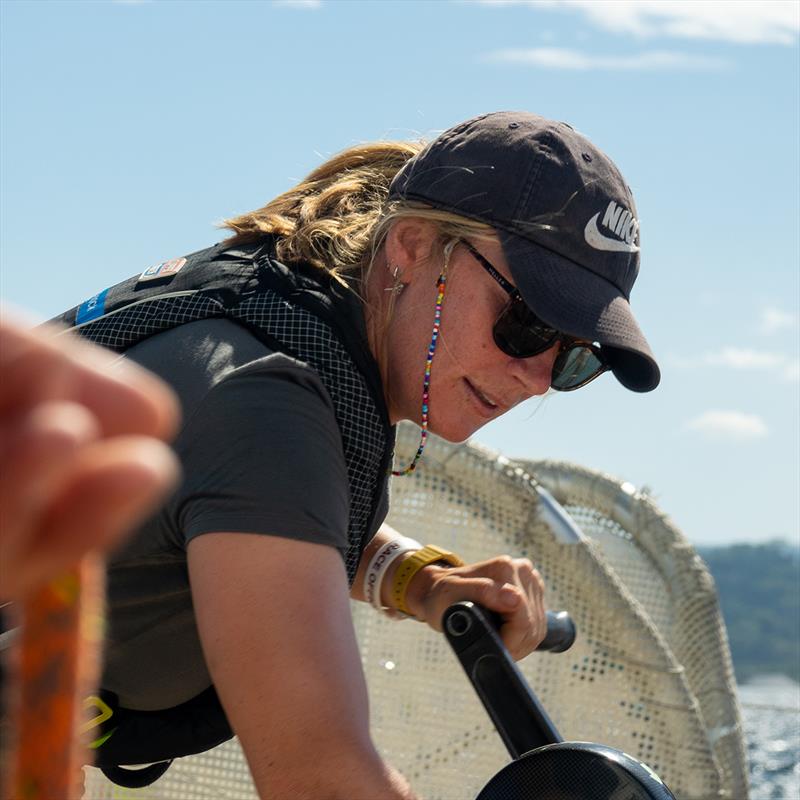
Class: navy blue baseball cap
388,111,660,392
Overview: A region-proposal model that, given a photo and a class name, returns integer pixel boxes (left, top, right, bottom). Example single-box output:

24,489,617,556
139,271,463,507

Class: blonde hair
222,140,499,392
222,140,497,287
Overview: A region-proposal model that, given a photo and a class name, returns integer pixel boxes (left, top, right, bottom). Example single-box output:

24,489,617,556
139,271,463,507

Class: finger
73,348,181,441
0,318,80,415
453,563,525,616
467,557,545,659
494,584,537,658
518,560,547,644
532,570,547,643
447,577,534,660
0,316,180,441
4,437,180,600
0,401,100,553
451,576,522,622
462,554,517,580
503,562,547,659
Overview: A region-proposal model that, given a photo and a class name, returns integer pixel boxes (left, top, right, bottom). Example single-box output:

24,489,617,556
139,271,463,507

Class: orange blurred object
1,556,105,800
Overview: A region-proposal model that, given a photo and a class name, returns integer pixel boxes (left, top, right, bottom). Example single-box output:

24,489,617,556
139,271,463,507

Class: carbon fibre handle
443,601,576,758
451,606,576,652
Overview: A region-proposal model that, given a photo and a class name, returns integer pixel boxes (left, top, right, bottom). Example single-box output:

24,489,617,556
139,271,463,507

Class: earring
386,264,405,294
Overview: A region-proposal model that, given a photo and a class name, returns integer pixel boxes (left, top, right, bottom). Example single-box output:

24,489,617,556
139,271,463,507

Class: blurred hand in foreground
0,308,181,601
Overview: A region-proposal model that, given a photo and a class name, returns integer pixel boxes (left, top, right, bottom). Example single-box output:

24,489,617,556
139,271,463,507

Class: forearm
190,533,421,800
257,746,417,800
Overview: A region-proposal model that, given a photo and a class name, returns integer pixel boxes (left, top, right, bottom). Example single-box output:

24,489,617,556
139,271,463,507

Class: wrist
386,545,464,619
364,536,421,610
403,563,448,622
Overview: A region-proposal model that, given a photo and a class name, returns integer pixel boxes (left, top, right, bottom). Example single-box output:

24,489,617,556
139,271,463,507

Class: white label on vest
138,257,187,283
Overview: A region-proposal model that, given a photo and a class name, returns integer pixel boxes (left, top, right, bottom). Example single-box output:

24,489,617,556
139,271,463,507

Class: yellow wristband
390,545,464,617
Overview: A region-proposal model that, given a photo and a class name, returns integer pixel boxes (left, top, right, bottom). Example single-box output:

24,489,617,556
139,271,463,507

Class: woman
62,111,659,799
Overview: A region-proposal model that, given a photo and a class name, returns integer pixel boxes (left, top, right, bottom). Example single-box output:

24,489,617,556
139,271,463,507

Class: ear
384,219,440,284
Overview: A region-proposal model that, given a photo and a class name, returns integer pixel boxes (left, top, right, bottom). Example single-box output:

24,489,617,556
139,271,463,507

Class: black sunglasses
459,240,608,392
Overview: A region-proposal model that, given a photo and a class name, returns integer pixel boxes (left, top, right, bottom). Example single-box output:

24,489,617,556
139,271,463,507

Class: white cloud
474,0,800,46
669,348,799,381
784,360,800,383
483,47,728,71
759,307,799,335
684,410,768,441
705,348,787,370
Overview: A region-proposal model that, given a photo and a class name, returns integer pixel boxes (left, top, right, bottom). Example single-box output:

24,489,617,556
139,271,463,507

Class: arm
189,532,419,800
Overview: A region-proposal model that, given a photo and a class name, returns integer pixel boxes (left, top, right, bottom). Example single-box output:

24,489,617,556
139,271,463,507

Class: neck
362,252,401,424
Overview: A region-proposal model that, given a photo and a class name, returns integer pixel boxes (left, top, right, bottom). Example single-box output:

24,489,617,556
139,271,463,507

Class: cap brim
498,231,661,392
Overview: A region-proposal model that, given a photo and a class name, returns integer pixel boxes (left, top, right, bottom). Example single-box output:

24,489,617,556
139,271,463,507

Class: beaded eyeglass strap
392,270,447,476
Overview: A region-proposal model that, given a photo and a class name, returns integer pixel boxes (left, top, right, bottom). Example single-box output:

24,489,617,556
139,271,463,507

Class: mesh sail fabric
517,458,749,800
82,424,747,800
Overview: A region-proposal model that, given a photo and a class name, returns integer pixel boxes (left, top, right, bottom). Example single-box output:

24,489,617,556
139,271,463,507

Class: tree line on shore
698,540,799,684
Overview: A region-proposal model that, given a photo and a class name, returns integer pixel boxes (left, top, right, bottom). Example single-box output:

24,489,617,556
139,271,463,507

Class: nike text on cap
388,111,660,392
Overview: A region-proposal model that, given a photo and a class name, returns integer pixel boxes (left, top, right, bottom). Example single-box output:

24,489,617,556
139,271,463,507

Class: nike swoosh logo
584,213,640,253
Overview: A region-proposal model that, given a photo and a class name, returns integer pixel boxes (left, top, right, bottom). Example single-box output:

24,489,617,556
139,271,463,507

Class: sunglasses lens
494,298,559,358
551,344,605,391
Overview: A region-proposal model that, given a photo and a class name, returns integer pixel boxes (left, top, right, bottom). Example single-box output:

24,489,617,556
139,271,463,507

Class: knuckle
475,577,498,599
514,557,535,573
505,584,524,600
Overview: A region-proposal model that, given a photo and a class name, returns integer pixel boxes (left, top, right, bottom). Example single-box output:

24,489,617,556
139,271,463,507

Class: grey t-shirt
102,318,385,710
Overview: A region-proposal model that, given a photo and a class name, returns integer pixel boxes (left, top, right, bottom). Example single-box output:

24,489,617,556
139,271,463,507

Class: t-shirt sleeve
172,354,350,555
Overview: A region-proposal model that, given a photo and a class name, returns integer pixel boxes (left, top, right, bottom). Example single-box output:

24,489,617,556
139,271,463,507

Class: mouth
465,378,501,417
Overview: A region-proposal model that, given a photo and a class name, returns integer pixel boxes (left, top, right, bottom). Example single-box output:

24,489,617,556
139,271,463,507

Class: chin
427,417,485,444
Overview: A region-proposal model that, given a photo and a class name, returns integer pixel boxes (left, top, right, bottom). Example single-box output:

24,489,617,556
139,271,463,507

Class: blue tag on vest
76,288,109,325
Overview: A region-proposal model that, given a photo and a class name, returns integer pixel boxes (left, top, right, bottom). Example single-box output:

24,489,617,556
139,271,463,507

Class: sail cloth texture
82,423,748,800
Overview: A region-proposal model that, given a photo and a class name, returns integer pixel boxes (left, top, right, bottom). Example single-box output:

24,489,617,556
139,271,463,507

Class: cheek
438,300,498,371
386,302,442,415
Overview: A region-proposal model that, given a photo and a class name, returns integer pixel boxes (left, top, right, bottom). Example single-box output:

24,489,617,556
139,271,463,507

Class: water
739,675,800,800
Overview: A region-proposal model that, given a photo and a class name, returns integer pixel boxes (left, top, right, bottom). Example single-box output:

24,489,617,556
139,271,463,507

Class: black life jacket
54,239,396,785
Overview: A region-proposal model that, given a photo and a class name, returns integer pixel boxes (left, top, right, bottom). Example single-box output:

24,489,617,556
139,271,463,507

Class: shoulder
125,317,334,420
115,319,349,553
125,317,273,383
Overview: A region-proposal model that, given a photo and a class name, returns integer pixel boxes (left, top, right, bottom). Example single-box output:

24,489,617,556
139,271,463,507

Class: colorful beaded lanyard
392,269,448,476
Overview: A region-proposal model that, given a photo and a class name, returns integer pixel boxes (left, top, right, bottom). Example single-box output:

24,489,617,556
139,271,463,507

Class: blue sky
1,0,798,547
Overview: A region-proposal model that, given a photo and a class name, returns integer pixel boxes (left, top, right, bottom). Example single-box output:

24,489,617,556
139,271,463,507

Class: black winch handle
457,606,576,652
442,602,576,759
539,610,576,653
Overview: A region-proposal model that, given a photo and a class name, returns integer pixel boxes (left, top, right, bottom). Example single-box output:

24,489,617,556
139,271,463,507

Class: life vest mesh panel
72,295,225,352
230,293,385,583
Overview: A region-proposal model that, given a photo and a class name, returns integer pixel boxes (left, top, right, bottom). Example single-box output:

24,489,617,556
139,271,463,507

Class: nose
507,342,560,398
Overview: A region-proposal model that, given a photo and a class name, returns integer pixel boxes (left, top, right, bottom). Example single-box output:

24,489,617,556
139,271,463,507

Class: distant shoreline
699,542,800,684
